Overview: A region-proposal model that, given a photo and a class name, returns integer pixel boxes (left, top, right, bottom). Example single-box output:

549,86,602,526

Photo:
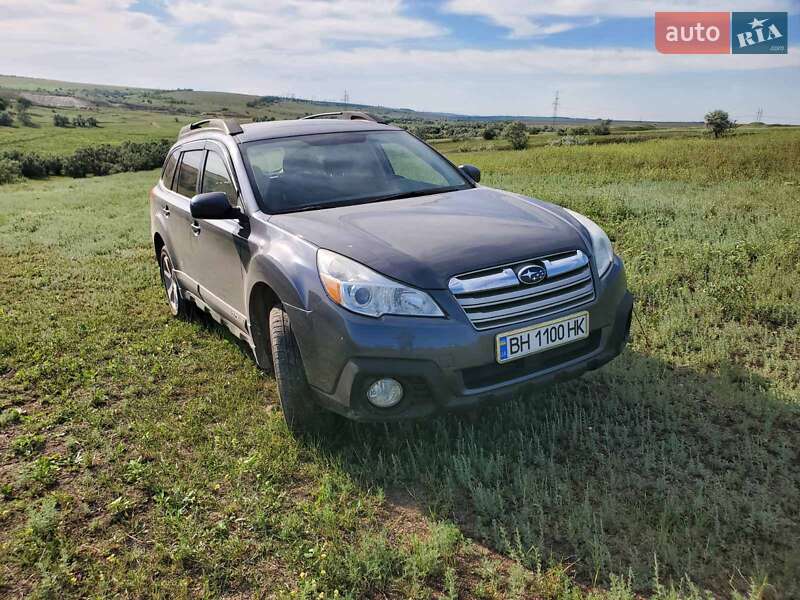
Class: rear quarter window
161,151,179,188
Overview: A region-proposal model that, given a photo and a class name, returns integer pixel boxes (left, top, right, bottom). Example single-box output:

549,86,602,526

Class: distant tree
86,116,98,127
53,114,70,127
591,119,612,135
16,97,34,126
72,115,86,127
0,112,13,127
482,126,498,140
704,109,735,138
503,121,528,150
0,97,8,111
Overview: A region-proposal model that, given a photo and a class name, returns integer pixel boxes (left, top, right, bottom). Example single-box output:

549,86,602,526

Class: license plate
496,311,589,364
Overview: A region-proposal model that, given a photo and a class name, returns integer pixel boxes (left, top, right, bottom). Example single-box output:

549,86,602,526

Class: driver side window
202,151,238,208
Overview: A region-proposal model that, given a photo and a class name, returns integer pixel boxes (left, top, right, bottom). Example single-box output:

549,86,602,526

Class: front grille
449,250,595,330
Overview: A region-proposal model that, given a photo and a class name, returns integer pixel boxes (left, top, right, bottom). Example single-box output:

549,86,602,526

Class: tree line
0,139,172,185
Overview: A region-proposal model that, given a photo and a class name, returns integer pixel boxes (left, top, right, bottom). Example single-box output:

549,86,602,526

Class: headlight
565,209,614,276
317,249,444,318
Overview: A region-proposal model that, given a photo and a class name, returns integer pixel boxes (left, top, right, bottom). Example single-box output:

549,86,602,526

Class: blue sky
1,0,798,123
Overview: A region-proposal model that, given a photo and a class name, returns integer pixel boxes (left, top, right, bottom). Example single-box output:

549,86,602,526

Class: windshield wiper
367,186,466,204
287,186,466,213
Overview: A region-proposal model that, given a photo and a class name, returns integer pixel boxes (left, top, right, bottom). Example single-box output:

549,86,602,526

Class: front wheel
269,305,327,434
159,247,191,319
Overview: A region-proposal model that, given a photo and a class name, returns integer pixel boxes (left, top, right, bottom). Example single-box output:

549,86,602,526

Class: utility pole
342,89,350,106
551,90,560,130
756,107,763,122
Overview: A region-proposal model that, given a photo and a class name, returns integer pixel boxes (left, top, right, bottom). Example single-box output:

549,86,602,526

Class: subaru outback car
150,114,633,431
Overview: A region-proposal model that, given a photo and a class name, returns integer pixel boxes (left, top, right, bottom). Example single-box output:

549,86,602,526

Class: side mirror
190,192,234,219
459,164,481,183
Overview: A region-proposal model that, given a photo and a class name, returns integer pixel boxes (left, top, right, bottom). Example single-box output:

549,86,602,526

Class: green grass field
0,106,187,154
1,130,799,599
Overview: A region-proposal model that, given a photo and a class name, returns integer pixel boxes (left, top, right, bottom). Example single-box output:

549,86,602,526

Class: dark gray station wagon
150,113,633,432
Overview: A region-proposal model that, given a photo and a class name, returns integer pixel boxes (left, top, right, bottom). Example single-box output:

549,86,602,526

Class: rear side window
161,151,179,188
201,151,238,207
175,150,203,198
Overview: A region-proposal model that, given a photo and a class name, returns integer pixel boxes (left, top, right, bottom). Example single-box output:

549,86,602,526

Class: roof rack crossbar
300,111,376,122
179,118,243,138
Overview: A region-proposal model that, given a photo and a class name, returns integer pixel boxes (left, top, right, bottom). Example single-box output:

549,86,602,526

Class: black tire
269,305,325,433
159,247,192,319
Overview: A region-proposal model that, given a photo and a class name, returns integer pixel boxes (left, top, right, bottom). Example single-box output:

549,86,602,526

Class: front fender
244,222,321,312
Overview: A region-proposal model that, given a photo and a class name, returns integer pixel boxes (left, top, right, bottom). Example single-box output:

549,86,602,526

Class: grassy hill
0,73,700,126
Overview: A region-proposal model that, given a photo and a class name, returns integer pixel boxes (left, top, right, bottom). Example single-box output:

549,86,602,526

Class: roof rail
300,111,377,122
178,118,243,138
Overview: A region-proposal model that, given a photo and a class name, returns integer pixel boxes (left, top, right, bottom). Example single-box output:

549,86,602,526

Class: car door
190,144,249,332
164,145,205,294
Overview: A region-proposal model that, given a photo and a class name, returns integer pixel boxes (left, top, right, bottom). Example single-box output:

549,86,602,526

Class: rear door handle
161,205,170,217
191,222,201,236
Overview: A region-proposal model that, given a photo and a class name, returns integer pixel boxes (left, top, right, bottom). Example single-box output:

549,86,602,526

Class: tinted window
201,151,237,207
162,151,179,188
175,150,203,198
242,130,469,213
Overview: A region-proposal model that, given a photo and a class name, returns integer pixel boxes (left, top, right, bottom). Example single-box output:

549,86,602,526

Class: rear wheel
159,247,191,319
269,305,327,434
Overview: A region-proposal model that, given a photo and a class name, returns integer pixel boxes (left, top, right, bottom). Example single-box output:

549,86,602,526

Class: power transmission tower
342,89,350,106
756,107,763,122
551,90,560,130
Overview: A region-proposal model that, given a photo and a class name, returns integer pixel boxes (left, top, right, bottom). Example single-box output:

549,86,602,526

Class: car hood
270,187,588,289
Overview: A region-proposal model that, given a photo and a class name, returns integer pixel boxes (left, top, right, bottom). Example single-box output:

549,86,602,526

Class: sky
0,0,798,123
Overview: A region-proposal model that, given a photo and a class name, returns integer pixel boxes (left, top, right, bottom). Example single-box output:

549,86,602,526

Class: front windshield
242,130,471,213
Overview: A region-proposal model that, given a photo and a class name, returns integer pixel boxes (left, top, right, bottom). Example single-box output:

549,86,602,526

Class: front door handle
161,205,170,217
191,222,201,236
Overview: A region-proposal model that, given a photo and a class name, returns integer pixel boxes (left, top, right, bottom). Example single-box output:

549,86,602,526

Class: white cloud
444,0,797,37
0,0,797,121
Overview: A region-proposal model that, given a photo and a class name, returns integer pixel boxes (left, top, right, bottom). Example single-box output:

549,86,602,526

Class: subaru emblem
517,264,547,285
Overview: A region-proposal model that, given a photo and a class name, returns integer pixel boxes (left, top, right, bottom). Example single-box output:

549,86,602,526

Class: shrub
548,135,587,147
705,109,735,138
62,139,171,178
0,112,13,127
590,119,612,135
17,111,33,127
482,127,497,140
53,114,70,127
0,157,22,184
0,97,8,111
503,121,528,150
2,151,62,178
0,139,170,183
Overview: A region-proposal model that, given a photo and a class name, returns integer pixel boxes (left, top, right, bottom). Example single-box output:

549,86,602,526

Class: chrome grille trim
449,250,595,331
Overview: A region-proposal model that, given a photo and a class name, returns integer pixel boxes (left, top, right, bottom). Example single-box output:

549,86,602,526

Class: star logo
748,17,768,29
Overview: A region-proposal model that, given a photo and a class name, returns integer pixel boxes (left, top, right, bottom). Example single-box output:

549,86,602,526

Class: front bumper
289,256,633,422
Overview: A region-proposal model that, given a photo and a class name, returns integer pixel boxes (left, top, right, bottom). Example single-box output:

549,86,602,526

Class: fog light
366,378,404,408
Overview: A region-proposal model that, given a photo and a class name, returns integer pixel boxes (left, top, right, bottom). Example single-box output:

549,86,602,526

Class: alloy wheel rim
162,254,179,312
